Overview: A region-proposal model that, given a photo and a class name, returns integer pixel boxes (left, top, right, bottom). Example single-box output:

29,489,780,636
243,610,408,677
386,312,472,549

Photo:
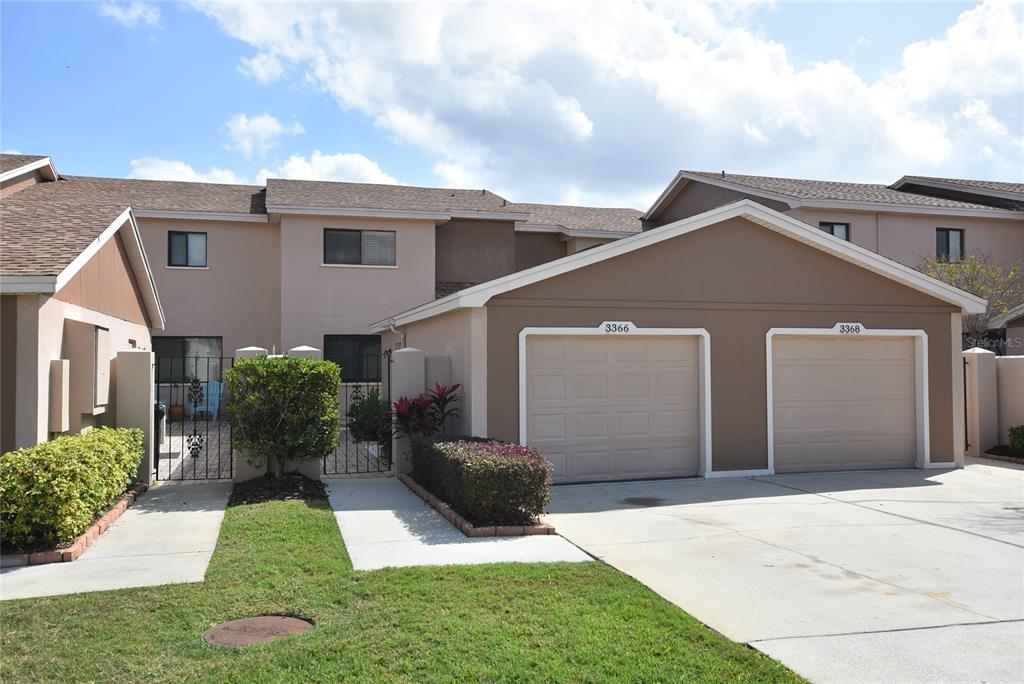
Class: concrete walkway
1,481,231,601
546,465,1024,684
325,478,590,570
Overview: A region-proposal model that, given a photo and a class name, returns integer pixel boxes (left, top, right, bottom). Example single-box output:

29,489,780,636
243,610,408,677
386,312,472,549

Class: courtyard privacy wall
0,428,143,547
410,438,552,526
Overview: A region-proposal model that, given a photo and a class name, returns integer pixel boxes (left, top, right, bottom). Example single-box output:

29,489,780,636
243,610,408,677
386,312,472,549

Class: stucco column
115,349,155,485
963,347,998,457
288,345,322,359
390,347,426,474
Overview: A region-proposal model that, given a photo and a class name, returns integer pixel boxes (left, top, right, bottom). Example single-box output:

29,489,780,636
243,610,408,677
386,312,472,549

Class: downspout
388,322,406,349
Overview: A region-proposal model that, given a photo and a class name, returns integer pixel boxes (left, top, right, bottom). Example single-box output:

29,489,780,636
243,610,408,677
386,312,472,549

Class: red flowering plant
392,383,462,438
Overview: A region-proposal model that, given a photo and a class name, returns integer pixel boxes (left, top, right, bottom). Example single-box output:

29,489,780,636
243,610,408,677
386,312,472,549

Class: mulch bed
982,445,1024,464
229,473,326,506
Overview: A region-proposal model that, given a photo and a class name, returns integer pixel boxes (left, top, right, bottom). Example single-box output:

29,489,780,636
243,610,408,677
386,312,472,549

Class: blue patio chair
189,380,223,420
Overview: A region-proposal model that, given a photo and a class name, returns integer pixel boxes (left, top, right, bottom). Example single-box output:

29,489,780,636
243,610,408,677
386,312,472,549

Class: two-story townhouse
643,171,1024,269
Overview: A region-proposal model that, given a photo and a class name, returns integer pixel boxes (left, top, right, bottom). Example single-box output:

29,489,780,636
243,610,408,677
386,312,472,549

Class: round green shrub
224,356,340,476
0,428,143,548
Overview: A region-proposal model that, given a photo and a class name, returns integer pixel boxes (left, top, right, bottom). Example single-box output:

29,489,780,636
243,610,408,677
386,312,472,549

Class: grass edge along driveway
1,488,802,683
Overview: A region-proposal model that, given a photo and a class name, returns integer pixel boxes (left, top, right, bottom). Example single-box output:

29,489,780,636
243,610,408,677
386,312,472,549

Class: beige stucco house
3,151,1019,481
0,156,165,452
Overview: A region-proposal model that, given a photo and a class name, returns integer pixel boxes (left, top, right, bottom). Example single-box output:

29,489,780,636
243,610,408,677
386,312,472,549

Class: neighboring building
643,171,1024,268
0,158,165,451
991,303,1024,356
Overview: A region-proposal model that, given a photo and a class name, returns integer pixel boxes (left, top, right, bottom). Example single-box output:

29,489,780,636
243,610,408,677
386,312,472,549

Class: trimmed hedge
411,438,552,526
0,428,143,548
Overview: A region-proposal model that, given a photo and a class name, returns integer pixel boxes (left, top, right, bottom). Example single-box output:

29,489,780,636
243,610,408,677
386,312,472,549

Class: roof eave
891,175,1024,203
643,170,799,221
0,156,59,184
374,199,987,330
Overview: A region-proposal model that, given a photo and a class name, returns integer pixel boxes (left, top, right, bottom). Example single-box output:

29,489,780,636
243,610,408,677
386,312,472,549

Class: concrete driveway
545,460,1024,683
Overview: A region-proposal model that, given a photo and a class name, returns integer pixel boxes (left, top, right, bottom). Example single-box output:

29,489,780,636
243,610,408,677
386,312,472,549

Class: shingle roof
507,202,643,233
62,175,266,214
899,176,1024,196
435,281,479,299
0,154,47,174
266,178,514,214
0,181,128,276
686,171,1007,211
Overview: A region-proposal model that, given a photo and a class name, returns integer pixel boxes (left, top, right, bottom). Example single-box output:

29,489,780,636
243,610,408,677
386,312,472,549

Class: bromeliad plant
393,383,462,438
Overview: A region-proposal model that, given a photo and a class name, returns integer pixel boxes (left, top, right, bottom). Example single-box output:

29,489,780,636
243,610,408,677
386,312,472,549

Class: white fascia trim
449,210,531,221
765,325,931,474
50,207,166,329
643,171,799,220
268,204,451,221
0,156,58,184
795,198,1021,219
517,325,713,477
134,209,269,223
514,223,637,239
0,275,58,293
891,175,1024,203
373,198,986,331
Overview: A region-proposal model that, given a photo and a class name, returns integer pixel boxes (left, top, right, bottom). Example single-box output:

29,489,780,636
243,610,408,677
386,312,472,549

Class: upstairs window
819,222,850,241
324,229,396,266
324,335,382,383
936,228,964,262
168,231,207,267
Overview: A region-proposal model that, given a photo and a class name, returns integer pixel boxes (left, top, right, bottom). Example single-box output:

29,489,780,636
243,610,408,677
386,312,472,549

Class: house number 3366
603,321,633,333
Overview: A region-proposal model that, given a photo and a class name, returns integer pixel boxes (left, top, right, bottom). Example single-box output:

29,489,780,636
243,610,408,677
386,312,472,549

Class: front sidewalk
1,481,231,601
325,478,590,570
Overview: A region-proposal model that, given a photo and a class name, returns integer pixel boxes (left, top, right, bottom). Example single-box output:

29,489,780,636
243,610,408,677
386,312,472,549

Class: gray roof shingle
0,182,128,276
507,202,642,233
266,178,513,214
899,176,1024,196
0,154,47,174
62,175,266,214
687,171,1011,211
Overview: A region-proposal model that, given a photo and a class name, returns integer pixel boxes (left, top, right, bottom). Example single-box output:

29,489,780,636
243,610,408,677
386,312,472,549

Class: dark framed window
324,335,382,383
153,336,223,381
936,228,964,262
323,229,396,266
819,222,850,241
168,231,207,267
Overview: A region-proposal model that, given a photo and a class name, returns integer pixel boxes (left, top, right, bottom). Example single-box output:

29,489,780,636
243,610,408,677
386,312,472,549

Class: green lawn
1,491,801,683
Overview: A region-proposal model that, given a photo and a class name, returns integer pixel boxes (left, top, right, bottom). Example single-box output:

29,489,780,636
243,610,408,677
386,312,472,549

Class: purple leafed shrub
410,438,552,526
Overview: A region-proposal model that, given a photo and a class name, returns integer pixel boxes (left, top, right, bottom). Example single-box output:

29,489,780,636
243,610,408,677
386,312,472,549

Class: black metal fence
323,349,393,475
154,356,234,481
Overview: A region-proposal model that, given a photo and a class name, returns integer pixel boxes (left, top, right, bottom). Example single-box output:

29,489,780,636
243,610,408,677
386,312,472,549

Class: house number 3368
837,323,863,334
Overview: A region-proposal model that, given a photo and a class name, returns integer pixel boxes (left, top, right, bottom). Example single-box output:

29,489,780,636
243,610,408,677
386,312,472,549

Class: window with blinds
323,229,396,266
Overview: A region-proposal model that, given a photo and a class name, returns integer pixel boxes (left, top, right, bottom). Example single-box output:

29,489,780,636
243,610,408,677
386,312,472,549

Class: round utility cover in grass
203,616,313,648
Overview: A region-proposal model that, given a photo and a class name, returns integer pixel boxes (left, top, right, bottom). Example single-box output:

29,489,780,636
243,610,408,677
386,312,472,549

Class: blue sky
2,1,1021,208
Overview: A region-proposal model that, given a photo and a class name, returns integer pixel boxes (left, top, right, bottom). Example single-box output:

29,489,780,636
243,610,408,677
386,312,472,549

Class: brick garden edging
0,483,149,568
397,473,555,537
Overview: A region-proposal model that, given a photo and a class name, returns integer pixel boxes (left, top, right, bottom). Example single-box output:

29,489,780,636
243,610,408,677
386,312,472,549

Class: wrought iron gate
154,356,234,480
323,349,393,476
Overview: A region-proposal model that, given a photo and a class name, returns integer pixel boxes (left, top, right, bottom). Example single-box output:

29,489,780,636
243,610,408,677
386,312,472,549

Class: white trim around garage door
765,323,932,474
518,323,715,477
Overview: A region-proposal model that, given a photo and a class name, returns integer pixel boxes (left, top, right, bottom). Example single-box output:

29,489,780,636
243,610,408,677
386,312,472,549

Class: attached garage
380,200,985,480
522,330,708,483
768,331,925,473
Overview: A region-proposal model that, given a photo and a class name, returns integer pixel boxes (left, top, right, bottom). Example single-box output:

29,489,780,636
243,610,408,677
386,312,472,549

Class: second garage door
524,334,701,483
771,335,917,473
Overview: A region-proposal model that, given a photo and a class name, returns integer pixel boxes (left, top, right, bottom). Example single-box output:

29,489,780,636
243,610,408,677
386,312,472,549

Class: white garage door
772,336,917,473
524,335,701,483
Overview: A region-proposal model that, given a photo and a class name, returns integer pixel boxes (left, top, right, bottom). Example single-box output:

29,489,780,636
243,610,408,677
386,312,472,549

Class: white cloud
128,157,245,184
100,2,159,28
239,53,285,82
223,113,303,158
192,1,1024,205
257,151,398,184
956,98,1009,136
